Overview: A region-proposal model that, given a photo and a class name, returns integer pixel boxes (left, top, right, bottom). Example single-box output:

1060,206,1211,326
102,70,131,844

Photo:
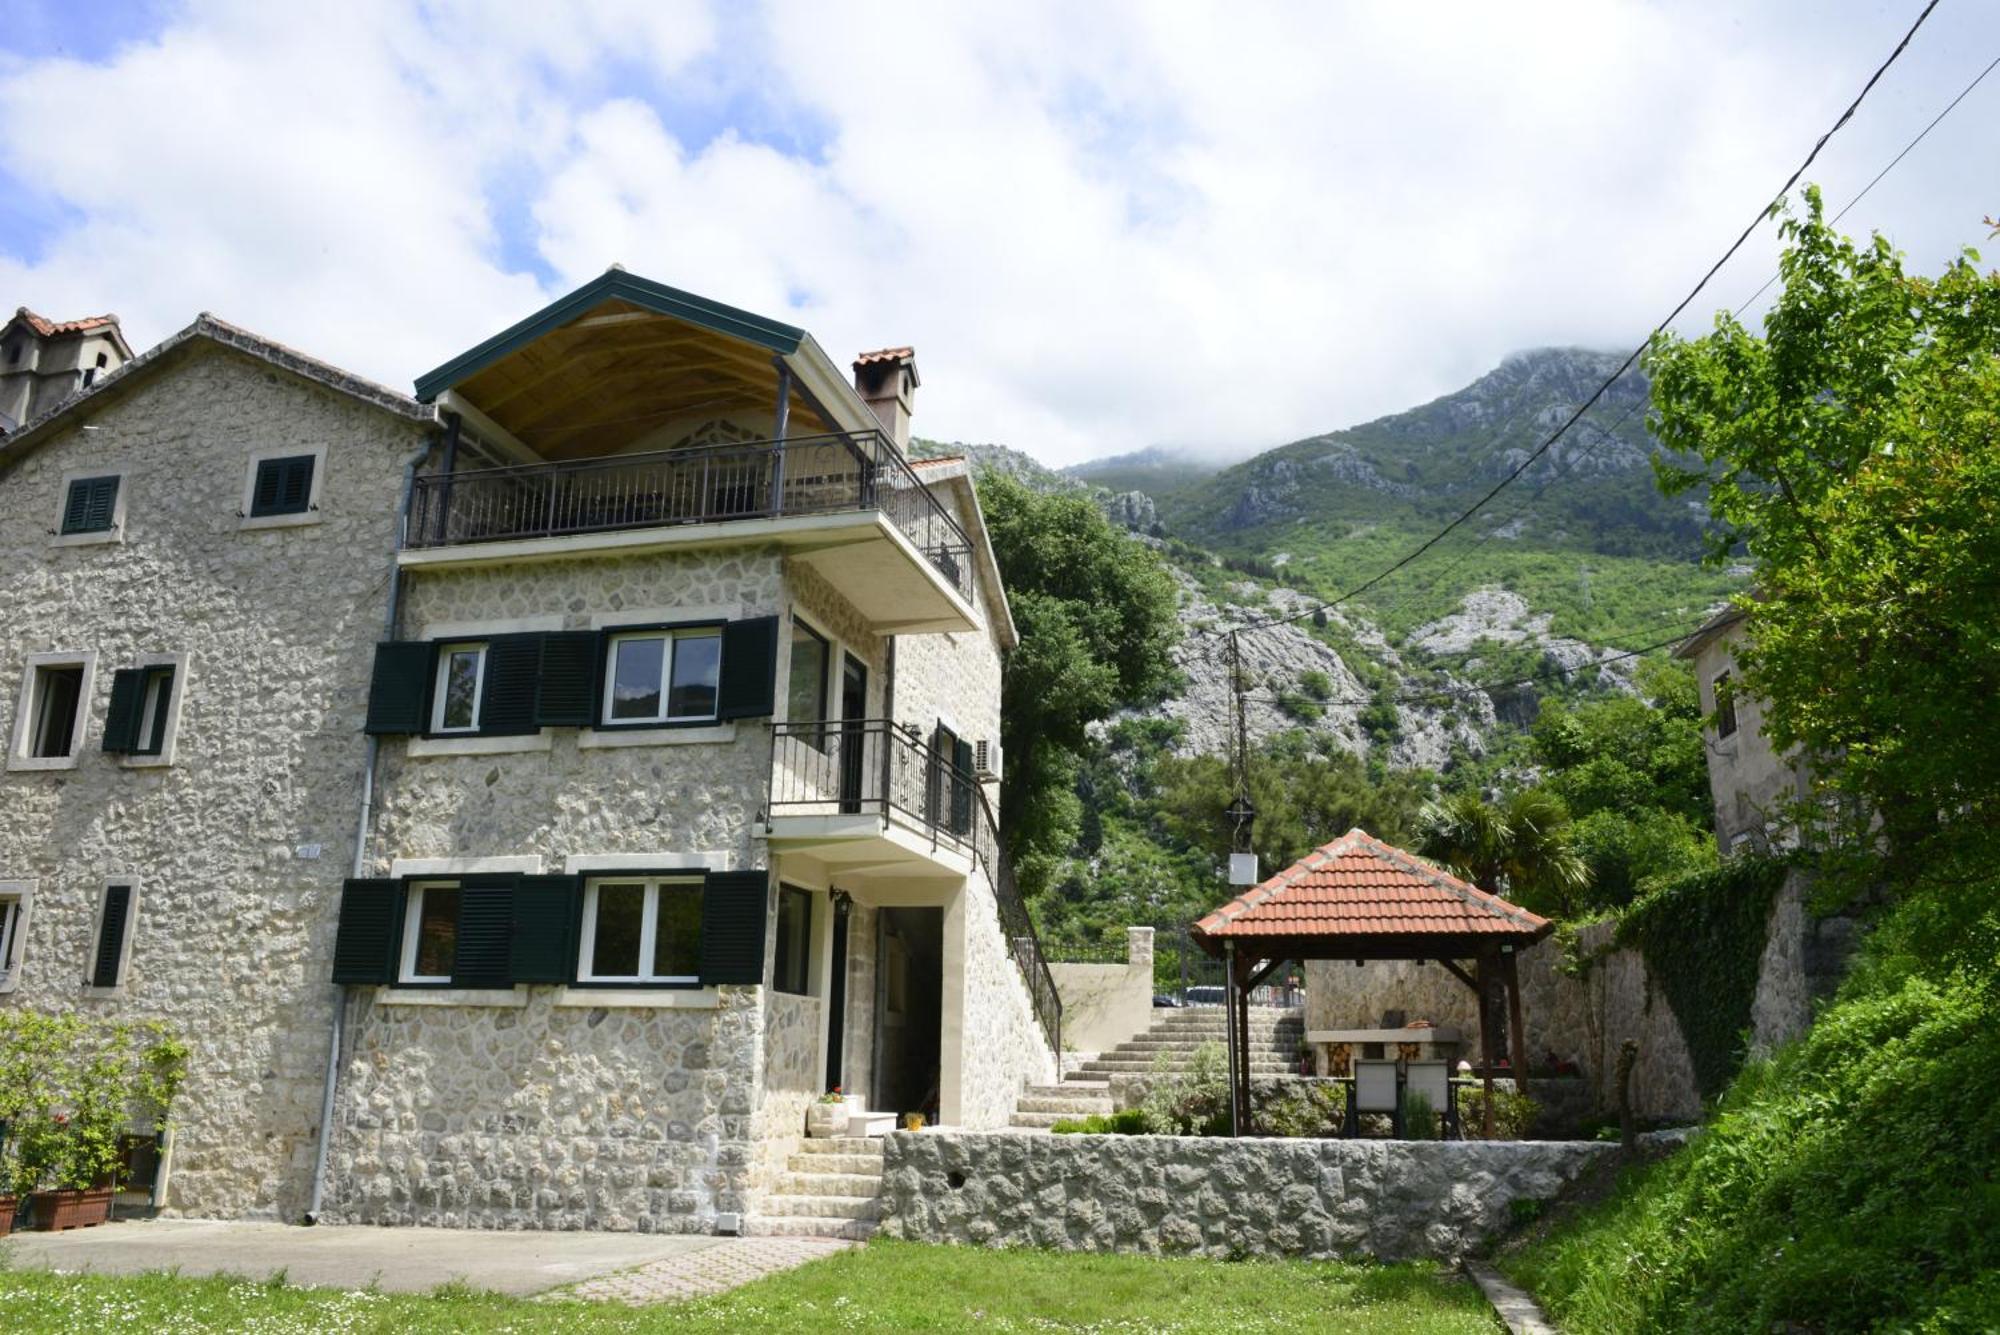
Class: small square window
578,876,702,984
60,475,121,535
250,454,317,518
774,885,813,995
431,643,487,734
399,882,460,984
602,629,721,726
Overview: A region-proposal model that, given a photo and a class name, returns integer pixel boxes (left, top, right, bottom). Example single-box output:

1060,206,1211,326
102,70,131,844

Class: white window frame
52,468,128,547
8,650,97,772
238,443,327,531
0,880,36,994
430,642,488,735
84,879,140,994
399,880,460,985
576,875,703,985
599,627,723,727
122,651,189,769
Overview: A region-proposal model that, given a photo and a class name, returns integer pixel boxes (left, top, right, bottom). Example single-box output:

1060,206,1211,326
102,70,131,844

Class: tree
1649,190,2000,877
980,473,1181,893
1418,788,1590,919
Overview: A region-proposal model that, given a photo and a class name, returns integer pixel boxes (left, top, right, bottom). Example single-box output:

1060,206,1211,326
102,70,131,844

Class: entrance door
839,654,868,813
824,896,849,1092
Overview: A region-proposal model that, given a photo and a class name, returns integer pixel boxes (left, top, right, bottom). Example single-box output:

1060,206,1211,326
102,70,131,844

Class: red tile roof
15,307,120,338
909,454,964,469
854,345,915,366
1193,828,1552,945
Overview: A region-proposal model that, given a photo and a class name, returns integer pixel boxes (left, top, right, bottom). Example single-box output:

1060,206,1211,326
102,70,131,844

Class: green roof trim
412,269,808,403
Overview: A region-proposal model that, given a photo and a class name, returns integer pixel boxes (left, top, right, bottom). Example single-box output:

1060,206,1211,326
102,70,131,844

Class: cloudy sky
2,2,1993,465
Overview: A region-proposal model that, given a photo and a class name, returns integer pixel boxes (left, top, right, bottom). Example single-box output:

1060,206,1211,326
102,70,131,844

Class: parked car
1152,994,1183,1008
1183,985,1225,1007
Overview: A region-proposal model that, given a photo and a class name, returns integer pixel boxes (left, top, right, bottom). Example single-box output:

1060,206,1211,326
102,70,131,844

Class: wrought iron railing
765,720,1061,1053
404,430,973,601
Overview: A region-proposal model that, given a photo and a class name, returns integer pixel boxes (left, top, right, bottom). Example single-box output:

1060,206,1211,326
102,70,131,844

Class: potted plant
806,1087,847,1139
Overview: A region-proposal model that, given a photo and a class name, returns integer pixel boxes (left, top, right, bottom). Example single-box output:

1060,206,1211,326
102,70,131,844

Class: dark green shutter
62,476,119,534
91,885,133,988
332,878,402,984
510,875,579,983
479,634,542,736
716,616,779,720
534,631,599,728
451,875,517,988
952,737,975,835
364,641,434,735
101,668,147,753
699,870,768,985
252,455,315,516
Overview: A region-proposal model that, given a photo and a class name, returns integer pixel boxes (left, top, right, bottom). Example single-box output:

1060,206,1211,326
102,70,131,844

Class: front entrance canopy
1190,828,1554,1136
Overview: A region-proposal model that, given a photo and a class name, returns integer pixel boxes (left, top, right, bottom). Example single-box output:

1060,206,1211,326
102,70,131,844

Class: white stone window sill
377,987,528,1008
7,753,81,772
577,723,736,749
406,733,554,758
240,512,323,532
553,986,719,1009
82,985,127,999
51,529,123,548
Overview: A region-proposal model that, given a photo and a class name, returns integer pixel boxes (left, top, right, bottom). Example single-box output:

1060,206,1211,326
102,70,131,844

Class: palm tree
1418,789,1590,918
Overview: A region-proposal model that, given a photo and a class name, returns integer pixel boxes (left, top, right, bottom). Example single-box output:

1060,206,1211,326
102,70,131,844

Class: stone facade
881,1131,1614,1262
0,342,432,1219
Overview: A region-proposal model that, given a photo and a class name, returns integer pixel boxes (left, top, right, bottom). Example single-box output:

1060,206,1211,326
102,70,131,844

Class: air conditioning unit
973,738,1002,781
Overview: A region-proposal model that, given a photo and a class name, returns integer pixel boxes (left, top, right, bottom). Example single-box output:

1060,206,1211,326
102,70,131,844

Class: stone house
0,270,1059,1234
1672,604,1812,854
0,307,133,434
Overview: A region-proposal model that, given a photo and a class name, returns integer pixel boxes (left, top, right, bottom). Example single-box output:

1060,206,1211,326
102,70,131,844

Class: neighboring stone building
1672,604,1811,854
0,307,133,435
0,270,1059,1234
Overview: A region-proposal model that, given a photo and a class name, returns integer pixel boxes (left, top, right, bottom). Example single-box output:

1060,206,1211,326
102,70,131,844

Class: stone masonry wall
0,344,430,1219
949,866,1057,1128
881,1131,1615,1262
752,988,822,1195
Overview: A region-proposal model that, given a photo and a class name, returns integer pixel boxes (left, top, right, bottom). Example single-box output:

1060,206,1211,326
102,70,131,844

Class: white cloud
1,0,1992,463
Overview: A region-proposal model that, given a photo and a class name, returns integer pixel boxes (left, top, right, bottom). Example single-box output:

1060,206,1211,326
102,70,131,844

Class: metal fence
1045,926,1303,1009
404,430,974,602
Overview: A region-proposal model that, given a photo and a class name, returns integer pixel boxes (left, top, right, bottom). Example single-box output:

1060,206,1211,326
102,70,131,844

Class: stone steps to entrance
772,1171,885,1197
794,1136,885,1155
784,1151,883,1177
1076,1059,1294,1075
1015,1094,1115,1114
753,1137,886,1241
760,1194,882,1222
745,1215,880,1242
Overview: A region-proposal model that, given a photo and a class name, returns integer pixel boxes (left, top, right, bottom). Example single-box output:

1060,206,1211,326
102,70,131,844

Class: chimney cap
853,346,918,388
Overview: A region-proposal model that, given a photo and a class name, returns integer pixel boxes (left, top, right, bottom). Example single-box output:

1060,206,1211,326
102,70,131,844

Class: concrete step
1081,1059,1294,1073
746,1215,880,1241
1015,1095,1115,1115
786,1151,884,1176
1027,1081,1108,1097
795,1136,886,1156
772,1172,884,1198
760,1194,882,1221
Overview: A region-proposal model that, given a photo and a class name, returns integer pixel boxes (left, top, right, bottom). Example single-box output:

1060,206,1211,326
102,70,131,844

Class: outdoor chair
1346,1058,1401,1137
1403,1060,1456,1139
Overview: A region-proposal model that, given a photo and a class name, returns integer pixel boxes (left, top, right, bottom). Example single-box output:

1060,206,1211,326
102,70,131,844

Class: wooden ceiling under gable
451,297,833,460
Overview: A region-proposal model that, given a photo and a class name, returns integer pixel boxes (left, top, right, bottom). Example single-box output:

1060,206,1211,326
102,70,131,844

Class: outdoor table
1305,1026,1463,1076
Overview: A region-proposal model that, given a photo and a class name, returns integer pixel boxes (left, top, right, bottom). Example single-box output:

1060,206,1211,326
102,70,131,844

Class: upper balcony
398,429,976,632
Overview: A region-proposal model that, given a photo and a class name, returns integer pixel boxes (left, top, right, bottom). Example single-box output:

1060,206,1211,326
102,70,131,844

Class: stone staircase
1070,1007,1305,1082
749,1136,884,1241
1007,1078,1115,1130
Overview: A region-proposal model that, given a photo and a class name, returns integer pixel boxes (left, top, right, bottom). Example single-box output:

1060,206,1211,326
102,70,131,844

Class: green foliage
1400,1089,1438,1141
1649,188,2000,873
1049,1109,1151,1136
1297,669,1334,700
1458,1086,1538,1140
1141,1041,1230,1136
980,472,1181,894
0,1011,188,1194
1258,1080,1348,1138
1417,788,1590,918
1616,855,1787,1100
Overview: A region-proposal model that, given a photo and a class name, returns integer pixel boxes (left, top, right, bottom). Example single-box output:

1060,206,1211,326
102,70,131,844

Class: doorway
839,654,868,813
873,907,943,1122
824,894,850,1092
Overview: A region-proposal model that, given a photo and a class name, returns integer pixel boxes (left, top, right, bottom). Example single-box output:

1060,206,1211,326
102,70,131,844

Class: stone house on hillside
0,271,1059,1234
1672,605,1813,854
0,307,134,435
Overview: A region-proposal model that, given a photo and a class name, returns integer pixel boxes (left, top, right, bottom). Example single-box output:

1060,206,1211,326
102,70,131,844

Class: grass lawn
0,1237,1498,1333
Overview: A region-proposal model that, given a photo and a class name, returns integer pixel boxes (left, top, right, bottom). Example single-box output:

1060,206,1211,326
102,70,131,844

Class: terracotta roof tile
15,307,120,338
1192,828,1552,945
853,345,914,366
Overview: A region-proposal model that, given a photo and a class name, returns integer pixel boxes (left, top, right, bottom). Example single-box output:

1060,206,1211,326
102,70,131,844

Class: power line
1192,0,1942,641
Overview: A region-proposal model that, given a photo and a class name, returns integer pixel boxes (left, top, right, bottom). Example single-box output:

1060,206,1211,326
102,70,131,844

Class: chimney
853,347,919,452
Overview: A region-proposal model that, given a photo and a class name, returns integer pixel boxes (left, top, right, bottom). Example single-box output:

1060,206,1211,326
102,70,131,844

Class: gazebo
1191,828,1555,1137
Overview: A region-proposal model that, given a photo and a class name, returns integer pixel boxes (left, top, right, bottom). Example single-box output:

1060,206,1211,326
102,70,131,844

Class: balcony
397,431,977,633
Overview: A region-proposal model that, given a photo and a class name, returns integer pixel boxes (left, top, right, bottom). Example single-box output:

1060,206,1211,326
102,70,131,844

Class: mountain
1063,444,1222,497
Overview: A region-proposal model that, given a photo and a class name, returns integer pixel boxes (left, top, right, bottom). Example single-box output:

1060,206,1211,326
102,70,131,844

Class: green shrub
1458,1086,1538,1140
1258,1080,1347,1137
1142,1042,1229,1136
1049,1110,1150,1136
1401,1090,1438,1141
0,1011,188,1194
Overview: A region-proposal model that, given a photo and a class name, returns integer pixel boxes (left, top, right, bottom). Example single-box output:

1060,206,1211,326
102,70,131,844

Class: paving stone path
554,1236,855,1305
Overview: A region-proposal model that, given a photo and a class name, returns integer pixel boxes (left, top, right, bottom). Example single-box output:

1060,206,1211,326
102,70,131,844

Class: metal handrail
404,430,973,601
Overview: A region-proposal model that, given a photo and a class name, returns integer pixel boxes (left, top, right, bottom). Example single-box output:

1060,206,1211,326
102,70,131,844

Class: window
0,883,31,992
602,628,721,726
774,885,813,995
102,657,184,763
1714,671,1739,739
131,665,174,757
788,619,830,742
90,883,135,989
399,882,460,983
578,876,701,983
9,653,94,770
431,643,486,734
250,453,316,517
60,475,120,535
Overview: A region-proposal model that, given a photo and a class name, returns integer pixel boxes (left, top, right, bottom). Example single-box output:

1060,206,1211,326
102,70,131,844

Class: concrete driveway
2,1218,733,1297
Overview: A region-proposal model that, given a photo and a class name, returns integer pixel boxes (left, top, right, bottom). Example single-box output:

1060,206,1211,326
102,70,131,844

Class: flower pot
30,1187,114,1231
0,1196,16,1238
806,1102,846,1139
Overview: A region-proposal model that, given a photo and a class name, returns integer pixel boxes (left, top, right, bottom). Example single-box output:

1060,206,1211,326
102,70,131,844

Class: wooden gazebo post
1504,947,1530,1097
1476,950,1498,1138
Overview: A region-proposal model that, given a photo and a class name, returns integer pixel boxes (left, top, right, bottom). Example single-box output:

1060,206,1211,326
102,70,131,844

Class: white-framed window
239,444,327,530
787,616,830,733
8,651,96,771
577,876,702,984
399,881,461,984
430,643,487,734
601,627,721,726
0,881,34,994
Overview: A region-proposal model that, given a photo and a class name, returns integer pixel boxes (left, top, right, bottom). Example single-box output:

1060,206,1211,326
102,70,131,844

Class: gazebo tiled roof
1191,828,1551,952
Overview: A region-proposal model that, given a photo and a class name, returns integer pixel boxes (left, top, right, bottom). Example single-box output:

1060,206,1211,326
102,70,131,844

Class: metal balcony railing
404,430,973,602
767,720,1061,1053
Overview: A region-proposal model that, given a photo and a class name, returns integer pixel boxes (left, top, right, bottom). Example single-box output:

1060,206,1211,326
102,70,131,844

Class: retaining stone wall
881,1130,1614,1261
